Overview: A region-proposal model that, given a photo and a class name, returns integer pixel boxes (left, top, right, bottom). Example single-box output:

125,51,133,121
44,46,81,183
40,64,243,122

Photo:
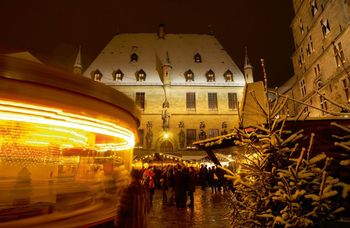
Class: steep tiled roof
84,33,245,86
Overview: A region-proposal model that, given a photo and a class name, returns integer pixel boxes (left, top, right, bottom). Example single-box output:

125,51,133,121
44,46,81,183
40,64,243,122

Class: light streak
0,100,135,148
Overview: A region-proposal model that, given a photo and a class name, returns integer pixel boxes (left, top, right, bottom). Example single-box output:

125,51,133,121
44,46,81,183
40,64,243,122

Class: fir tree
219,60,350,227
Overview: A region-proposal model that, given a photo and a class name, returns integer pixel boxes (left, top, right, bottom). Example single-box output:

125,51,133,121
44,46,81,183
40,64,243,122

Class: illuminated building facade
280,0,350,117
84,25,253,155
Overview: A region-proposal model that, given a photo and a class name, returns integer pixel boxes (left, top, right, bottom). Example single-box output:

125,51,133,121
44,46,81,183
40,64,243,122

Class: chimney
158,24,165,39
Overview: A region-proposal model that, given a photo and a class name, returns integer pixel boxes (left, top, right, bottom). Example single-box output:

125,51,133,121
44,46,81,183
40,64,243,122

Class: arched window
113,69,124,81
136,69,146,81
184,69,194,82
206,69,215,82
91,69,102,81
224,70,233,82
131,53,138,62
194,53,202,63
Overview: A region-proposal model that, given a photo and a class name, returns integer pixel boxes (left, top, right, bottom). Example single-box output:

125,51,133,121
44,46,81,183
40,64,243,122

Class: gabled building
83,25,253,155
282,0,350,117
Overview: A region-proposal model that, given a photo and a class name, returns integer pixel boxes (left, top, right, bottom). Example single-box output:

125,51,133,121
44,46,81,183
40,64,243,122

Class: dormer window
131,53,138,62
113,69,124,81
184,69,194,82
91,69,102,81
206,69,215,82
224,70,233,82
136,69,146,81
194,53,202,63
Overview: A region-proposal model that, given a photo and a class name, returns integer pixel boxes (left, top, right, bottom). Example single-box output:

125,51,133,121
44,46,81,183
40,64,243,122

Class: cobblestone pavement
147,187,231,228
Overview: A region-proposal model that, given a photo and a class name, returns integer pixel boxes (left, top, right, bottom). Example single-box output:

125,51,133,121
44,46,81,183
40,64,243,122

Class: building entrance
160,140,173,153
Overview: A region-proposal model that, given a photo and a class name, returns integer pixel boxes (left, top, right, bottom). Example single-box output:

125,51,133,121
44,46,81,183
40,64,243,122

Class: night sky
0,0,295,87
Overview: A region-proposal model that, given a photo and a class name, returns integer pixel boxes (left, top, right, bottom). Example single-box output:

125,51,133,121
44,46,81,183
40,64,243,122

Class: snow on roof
84,33,245,86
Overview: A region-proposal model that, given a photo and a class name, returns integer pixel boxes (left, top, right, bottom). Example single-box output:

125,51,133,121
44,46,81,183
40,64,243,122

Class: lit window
320,19,331,37
186,92,196,111
342,78,350,103
184,69,194,82
300,79,306,97
206,69,215,82
91,69,102,81
113,69,124,81
136,92,145,110
333,42,345,67
208,129,219,138
310,0,318,16
224,70,233,82
131,53,138,62
208,93,218,111
228,93,238,110
136,69,146,81
186,129,196,148
194,53,202,63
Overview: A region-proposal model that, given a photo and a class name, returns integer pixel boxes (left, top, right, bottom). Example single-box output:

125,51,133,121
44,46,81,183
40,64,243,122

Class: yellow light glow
24,141,50,145
163,133,169,139
95,142,131,152
0,100,135,148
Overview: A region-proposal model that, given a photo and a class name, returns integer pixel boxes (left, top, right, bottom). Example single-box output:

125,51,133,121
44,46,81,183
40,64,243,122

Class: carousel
0,55,140,227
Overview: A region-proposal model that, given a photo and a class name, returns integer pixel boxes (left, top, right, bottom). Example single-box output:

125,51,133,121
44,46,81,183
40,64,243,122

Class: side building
83,25,253,156
282,0,350,117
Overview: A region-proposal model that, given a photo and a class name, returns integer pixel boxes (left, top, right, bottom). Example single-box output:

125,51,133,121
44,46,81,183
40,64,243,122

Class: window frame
320,19,331,37
135,92,145,110
334,42,345,67
228,93,238,110
184,69,194,82
131,53,138,62
319,94,328,115
314,64,321,77
113,69,124,81
194,53,202,63
186,92,196,111
136,129,144,148
186,129,197,148
206,69,215,82
136,69,146,81
208,92,218,111
310,0,318,17
300,79,307,97
224,70,233,82
208,129,219,138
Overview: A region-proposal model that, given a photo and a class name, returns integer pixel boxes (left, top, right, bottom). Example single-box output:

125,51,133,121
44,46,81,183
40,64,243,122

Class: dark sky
0,0,295,87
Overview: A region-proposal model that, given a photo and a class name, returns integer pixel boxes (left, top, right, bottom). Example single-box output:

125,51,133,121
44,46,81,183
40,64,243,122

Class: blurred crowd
114,163,234,227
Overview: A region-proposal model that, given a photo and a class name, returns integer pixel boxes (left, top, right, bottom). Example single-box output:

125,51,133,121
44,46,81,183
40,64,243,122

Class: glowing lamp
163,132,169,139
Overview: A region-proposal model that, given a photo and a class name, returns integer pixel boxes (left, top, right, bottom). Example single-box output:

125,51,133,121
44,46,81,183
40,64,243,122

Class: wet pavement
147,187,231,228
